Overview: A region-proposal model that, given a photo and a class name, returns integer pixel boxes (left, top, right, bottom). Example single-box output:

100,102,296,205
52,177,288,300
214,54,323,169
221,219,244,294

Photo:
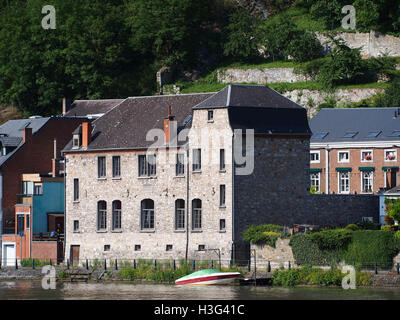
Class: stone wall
250,239,294,270
317,31,400,58
233,136,379,260
65,108,234,262
217,68,307,84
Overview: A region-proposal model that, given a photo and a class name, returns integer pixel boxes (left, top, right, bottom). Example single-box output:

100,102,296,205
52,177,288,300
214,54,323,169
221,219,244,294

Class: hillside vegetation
0,0,399,117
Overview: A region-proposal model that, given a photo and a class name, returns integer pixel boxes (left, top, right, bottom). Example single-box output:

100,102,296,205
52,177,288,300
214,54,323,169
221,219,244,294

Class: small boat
175,269,240,286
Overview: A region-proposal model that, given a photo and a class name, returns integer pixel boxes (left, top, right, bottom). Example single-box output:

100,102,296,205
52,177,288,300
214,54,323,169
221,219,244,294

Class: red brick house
310,108,400,195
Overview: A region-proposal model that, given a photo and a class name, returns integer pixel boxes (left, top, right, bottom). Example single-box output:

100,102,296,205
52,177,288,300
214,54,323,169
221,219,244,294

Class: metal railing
32,232,64,241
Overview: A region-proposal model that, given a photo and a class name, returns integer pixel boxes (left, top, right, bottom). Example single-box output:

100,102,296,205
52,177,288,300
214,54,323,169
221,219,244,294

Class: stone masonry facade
65,108,234,263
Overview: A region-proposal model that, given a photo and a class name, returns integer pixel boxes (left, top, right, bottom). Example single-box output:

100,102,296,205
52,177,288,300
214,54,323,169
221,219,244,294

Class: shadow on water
0,281,400,300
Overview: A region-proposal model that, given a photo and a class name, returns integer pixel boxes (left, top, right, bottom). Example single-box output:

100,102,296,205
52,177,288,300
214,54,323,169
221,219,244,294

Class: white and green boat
175,269,240,286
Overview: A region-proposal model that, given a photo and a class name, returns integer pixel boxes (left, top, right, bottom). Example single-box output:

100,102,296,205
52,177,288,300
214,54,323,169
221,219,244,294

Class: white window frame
384,149,397,162
310,151,320,164
338,171,350,194
361,171,373,194
72,134,80,149
338,151,350,163
310,172,320,192
360,150,373,162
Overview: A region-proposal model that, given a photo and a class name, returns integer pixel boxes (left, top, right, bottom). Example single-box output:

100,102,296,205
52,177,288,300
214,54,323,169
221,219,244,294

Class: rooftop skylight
343,132,358,138
367,131,381,137
313,132,328,139
389,131,400,137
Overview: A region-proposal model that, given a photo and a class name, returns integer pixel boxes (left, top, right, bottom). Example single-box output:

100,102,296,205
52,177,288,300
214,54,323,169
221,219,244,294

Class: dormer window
72,134,80,148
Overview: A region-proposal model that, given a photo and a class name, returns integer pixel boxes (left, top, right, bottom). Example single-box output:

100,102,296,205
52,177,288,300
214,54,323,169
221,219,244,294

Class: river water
0,281,399,300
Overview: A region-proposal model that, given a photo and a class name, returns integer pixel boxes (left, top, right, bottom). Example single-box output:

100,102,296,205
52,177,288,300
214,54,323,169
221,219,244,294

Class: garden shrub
343,230,400,267
345,224,360,231
306,228,352,250
243,224,284,247
381,225,393,231
289,234,342,265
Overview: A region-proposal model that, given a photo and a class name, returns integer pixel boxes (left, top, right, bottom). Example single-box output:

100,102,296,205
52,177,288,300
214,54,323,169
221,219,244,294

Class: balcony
32,232,64,242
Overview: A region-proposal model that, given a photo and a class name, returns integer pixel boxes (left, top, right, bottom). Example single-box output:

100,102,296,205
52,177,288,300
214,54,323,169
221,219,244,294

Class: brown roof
65,99,125,117
65,93,214,151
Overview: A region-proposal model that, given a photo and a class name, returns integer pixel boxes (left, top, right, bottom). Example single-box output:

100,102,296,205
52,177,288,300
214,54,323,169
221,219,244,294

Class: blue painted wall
32,181,64,233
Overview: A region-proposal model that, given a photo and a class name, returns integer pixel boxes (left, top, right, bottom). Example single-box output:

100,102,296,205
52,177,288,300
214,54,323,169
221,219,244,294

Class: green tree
353,0,380,32
379,80,400,108
317,38,366,88
223,7,262,60
388,201,400,223
286,32,323,62
261,15,298,61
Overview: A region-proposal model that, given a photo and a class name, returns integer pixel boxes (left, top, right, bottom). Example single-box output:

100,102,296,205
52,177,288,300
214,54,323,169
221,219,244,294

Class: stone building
63,85,379,264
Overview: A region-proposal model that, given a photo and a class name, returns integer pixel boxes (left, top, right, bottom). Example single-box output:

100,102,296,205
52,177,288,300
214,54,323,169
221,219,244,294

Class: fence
1,257,399,276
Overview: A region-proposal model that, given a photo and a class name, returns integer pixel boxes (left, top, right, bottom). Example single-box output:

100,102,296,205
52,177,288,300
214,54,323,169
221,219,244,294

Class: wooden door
70,245,80,265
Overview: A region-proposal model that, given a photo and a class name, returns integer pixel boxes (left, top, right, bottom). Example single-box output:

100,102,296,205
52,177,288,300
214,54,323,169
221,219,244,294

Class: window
338,151,350,163
104,245,110,251
385,149,397,161
192,199,202,230
22,181,34,195
166,245,173,251
138,155,156,177
361,150,373,162
73,178,79,201
98,156,106,178
72,134,80,148
112,156,121,178
310,172,320,193
367,131,381,137
208,110,214,121
176,154,185,176
220,185,226,206
134,245,141,251
192,149,201,171
26,215,30,229
17,214,24,234
73,220,79,232
390,131,400,137
175,199,185,230
338,172,350,194
97,201,107,230
198,245,205,251
310,151,320,163
112,200,122,230
343,132,358,138
220,219,226,231
361,171,373,193
313,132,328,139
220,149,225,171
34,184,42,195
141,199,154,230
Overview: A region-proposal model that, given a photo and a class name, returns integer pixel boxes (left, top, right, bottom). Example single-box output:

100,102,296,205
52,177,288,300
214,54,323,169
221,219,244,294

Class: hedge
342,230,400,267
242,224,284,247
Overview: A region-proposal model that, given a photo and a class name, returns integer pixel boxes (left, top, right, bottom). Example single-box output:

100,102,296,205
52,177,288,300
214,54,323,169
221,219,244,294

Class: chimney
23,127,32,143
82,122,92,147
62,98,72,116
164,106,177,145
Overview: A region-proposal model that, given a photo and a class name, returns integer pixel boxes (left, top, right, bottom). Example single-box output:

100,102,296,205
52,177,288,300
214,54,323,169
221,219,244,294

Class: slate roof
0,117,51,166
194,84,303,109
63,85,311,152
310,108,400,144
63,93,214,151
383,185,400,195
64,99,125,117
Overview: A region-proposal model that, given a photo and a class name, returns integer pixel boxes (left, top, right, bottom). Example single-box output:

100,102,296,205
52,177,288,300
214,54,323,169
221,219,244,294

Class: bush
343,230,400,267
242,224,284,246
307,228,353,251
286,32,323,62
388,201,400,223
384,214,395,226
381,225,394,231
345,224,360,231
289,234,342,265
